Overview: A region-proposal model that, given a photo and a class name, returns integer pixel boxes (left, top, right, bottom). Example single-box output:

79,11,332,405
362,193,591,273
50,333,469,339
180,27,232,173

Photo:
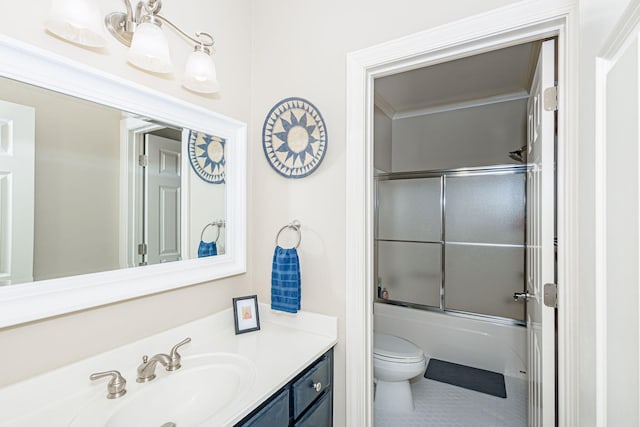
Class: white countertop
0,303,337,426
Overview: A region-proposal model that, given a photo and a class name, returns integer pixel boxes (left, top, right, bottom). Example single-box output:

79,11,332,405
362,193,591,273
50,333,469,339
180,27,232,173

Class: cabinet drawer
295,390,332,427
292,355,332,419
242,388,289,427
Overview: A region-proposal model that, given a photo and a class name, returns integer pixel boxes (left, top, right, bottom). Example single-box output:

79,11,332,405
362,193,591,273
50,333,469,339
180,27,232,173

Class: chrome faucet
136,337,191,382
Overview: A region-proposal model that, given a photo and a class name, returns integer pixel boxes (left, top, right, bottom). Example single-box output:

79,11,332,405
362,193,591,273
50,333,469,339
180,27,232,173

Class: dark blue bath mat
424,359,507,398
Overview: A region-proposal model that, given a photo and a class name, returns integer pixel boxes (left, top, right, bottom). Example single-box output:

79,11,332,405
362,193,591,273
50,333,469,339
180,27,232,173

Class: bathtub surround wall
391,98,527,172
374,106,392,172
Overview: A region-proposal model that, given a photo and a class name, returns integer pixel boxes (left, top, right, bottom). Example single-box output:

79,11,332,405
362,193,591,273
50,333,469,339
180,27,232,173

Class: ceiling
374,41,540,117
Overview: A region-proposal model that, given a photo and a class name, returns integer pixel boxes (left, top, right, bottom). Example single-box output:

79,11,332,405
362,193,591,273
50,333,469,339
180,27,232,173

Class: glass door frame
374,163,527,327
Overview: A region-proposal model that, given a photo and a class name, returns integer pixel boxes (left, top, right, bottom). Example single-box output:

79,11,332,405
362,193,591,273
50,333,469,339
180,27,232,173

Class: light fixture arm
152,14,215,50
106,0,215,50
120,0,135,33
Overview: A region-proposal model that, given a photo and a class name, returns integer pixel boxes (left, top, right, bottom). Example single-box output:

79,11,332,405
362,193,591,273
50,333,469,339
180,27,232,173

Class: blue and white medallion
262,97,328,178
188,131,226,184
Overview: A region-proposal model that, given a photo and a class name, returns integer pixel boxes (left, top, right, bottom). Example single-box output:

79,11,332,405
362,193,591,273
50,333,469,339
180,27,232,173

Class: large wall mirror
0,36,246,327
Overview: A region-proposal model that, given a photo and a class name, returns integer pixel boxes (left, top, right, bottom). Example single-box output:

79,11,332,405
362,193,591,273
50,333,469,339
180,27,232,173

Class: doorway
371,38,555,426
345,4,578,426
119,118,184,268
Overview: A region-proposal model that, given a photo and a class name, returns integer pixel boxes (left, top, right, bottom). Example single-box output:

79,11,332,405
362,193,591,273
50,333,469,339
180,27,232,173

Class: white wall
35,96,121,280
0,77,122,281
249,1,523,425
374,106,392,172
577,0,632,424
392,99,527,171
188,162,227,258
0,0,252,388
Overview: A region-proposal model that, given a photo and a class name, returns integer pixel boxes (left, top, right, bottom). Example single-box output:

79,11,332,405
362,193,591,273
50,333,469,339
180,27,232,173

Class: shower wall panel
445,173,525,245
377,241,441,307
445,244,525,319
377,178,441,242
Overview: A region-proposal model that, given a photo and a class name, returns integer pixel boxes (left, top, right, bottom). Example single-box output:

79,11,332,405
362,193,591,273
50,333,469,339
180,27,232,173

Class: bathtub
374,302,527,379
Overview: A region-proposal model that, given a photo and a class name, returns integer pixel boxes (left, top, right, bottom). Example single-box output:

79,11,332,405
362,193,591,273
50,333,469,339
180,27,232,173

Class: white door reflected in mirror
145,133,182,266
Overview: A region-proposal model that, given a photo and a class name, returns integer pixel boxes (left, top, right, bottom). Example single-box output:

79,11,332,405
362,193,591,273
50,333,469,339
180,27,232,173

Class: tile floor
374,375,527,427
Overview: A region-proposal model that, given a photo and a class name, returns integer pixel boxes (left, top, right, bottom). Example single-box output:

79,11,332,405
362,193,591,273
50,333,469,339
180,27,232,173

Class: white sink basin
70,353,256,427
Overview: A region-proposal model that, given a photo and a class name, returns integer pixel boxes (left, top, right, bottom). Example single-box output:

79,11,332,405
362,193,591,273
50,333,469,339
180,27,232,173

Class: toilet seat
374,333,424,364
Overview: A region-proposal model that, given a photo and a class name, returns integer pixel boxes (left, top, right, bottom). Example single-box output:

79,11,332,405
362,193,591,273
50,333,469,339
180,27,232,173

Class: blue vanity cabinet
241,388,290,427
236,348,334,427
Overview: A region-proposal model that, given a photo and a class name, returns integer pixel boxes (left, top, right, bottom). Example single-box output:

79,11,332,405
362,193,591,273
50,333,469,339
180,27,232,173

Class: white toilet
374,332,427,413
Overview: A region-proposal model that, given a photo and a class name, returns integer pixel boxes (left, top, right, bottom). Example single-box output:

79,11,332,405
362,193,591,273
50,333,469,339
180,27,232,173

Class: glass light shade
44,0,106,48
127,22,173,74
182,50,220,94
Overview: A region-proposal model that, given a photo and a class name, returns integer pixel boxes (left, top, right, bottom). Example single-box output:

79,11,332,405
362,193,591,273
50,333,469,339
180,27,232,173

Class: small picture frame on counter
232,295,261,334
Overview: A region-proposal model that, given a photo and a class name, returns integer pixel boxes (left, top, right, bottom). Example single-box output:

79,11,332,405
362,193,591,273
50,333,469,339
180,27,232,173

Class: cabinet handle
313,382,322,392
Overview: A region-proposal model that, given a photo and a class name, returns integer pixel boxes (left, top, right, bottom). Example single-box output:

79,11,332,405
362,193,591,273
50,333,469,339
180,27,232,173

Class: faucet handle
89,370,127,399
167,337,191,371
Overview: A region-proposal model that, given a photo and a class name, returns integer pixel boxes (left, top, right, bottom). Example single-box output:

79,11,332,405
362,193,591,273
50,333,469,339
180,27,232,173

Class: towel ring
275,220,301,249
200,220,224,243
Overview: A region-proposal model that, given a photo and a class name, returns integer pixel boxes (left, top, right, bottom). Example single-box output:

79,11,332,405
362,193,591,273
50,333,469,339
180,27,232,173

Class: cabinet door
242,388,289,427
295,391,332,427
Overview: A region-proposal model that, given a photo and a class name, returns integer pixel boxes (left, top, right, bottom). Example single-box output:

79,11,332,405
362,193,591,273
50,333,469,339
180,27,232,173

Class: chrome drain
161,423,176,427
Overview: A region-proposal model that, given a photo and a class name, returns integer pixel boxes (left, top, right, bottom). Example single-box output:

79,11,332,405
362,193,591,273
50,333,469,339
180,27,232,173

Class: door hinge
543,283,557,308
138,154,148,167
543,86,558,111
137,243,147,255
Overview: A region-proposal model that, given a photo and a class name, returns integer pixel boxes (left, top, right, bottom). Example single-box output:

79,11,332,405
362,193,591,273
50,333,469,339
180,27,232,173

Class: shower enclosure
375,164,526,324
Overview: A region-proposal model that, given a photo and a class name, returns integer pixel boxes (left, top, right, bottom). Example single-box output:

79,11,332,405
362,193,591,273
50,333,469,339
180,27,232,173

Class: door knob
513,291,530,302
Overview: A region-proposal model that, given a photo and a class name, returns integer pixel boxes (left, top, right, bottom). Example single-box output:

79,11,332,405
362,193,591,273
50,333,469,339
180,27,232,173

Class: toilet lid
374,333,424,363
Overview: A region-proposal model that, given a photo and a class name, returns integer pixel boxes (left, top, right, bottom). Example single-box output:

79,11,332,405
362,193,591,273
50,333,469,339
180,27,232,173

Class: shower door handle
513,291,531,302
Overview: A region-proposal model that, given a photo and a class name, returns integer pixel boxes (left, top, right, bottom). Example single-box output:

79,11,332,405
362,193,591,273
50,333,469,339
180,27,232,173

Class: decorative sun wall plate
262,97,328,178
188,131,226,184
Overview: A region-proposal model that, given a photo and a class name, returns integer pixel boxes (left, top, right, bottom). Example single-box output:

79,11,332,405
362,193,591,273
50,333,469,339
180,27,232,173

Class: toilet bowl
374,333,427,413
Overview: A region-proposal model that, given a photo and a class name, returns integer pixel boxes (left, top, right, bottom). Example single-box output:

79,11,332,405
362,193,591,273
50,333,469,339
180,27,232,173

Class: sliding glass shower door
377,177,442,307
375,165,526,324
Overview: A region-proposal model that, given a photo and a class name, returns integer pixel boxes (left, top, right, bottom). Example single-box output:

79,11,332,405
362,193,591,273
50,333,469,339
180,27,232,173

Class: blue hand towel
271,246,301,313
198,240,218,258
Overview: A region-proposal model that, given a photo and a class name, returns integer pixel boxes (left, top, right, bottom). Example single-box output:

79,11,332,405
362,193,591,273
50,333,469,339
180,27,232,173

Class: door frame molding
345,0,579,425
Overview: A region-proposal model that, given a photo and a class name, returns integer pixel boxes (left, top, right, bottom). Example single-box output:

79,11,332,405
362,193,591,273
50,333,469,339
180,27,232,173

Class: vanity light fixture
45,0,220,94
45,0,107,48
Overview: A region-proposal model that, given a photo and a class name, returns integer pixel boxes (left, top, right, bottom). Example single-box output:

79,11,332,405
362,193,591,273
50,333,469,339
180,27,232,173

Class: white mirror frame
0,35,246,327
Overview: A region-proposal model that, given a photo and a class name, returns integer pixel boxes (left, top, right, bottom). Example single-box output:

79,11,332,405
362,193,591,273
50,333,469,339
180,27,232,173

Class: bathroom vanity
0,304,337,426
235,349,333,426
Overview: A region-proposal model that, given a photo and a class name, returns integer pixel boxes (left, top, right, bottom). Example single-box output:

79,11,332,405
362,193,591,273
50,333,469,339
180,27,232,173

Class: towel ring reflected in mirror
200,220,225,243
275,220,302,249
